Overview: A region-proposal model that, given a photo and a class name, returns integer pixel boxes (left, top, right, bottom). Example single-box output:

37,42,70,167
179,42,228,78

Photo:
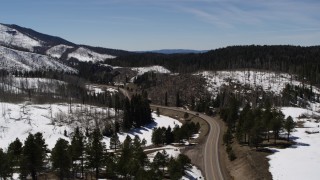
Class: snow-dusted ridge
46,44,73,58
0,24,42,51
131,65,171,75
0,46,77,73
197,70,320,97
68,47,115,62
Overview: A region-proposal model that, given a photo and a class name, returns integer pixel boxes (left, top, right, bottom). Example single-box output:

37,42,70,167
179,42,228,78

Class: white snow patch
0,46,77,73
197,70,319,97
104,114,181,149
268,107,320,180
182,166,204,180
0,24,41,51
132,65,171,75
46,44,73,58
68,47,115,62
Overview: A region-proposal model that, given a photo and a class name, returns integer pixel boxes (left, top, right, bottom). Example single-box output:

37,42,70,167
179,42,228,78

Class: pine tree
122,98,132,131
165,92,168,106
284,116,295,141
20,133,47,180
156,108,160,117
51,138,72,180
7,138,23,167
110,133,121,151
86,128,105,179
0,149,13,179
70,127,85,178
176,92,180,107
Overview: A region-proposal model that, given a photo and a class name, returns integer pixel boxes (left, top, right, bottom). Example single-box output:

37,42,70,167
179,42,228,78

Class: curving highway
151,105,224,180
94,84,225,180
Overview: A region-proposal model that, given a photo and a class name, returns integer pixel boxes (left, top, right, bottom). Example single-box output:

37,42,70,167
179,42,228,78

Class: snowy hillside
0,102,181,150
0,24,41,51
46,44,73,58
0,46,77,73
68,47,115,62
268,107,320,180
197,70,319,97
0,77,66,94
131,65,171,75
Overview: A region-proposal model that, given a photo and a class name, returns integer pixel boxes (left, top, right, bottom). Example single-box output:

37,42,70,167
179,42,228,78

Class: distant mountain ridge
0,23,135,72
137,49,208,54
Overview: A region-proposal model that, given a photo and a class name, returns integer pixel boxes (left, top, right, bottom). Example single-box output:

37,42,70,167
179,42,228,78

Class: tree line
106,45,320,86
0,127,192,180
152,122,200,146
220,94,296,161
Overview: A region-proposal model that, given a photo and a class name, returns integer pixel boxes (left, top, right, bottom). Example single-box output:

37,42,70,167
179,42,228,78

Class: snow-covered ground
197,70,320,97
68,47,115,62
86,84,118,95
0,24,41,51
147,145,204,180
131,65,171,75
103,114,181,149
268,107,320,180
0,77,67,94
46,44,73,58
0,102,181,150
0,46,77,73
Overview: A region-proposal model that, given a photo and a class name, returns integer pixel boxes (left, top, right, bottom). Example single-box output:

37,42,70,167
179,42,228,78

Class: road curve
91,85,225,179
151,105,224,180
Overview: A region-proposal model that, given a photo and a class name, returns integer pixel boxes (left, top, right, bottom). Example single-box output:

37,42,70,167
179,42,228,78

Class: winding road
93,84,226,179
151,105,225,180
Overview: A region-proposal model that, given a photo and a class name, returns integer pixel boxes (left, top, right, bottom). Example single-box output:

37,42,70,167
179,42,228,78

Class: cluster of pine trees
220,97,296,160
122,94,153,131
152,122,200,145
0,127,192,180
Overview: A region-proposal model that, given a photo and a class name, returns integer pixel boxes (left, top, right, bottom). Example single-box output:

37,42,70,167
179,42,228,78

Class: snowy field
268,107,320,180
197,70,320,97
0,77,67,95
0,102,181,150
131,65,171,75
86,84,118,95
67,47,115,62
147,145,204,180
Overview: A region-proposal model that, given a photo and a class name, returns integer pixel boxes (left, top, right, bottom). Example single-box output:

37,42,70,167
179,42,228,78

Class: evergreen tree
165,126,174,144
165,92,168,106
7,138,23,167
86,128,105,179
51,138,72,180
117,135,133,177
176,92,180,107
122,97,133,131
110,133,121,151
20,133,47,180
156,107,160,117
70,127,85,178
284,116,295,141
271,110,284,144
0,149,13,180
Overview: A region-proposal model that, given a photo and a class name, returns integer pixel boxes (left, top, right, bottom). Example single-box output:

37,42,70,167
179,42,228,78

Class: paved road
151,105,224,180
91,84,225,179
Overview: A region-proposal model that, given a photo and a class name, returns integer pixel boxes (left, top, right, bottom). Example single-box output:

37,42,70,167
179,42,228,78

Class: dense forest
106,45,320,85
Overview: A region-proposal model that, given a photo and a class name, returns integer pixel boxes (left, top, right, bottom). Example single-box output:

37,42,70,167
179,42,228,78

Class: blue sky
1,0,319,51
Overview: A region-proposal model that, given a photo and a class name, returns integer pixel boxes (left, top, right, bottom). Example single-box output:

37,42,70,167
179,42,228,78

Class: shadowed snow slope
0,46,77,73
68,47,115,62
0,24,41,51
